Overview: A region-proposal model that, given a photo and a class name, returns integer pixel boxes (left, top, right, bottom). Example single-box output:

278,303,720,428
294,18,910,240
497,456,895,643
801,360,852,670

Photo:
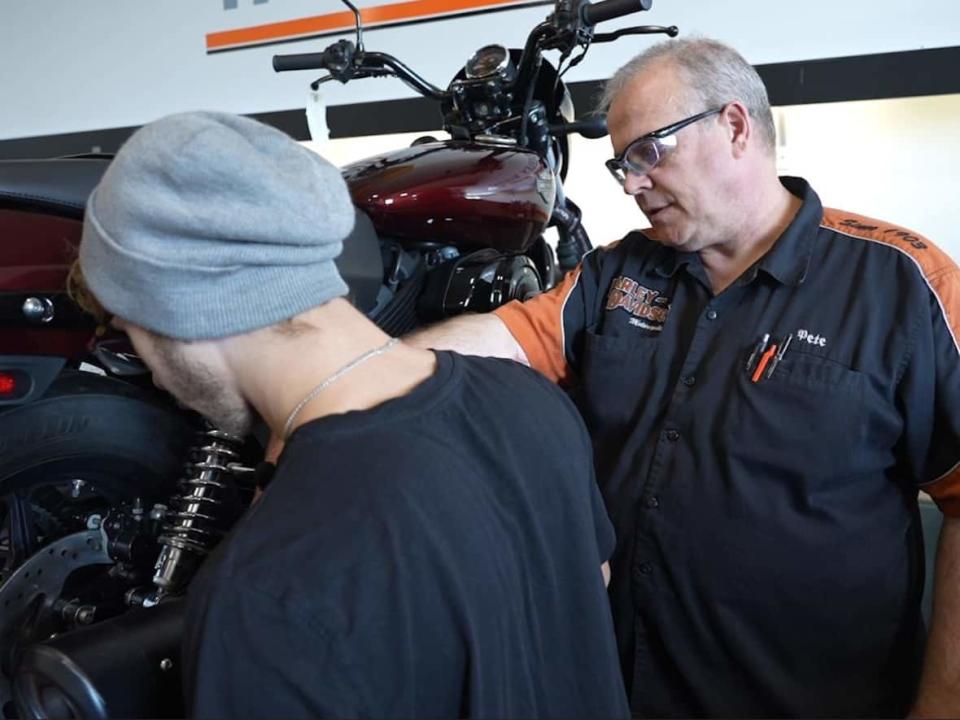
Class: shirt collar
654,247,693,278
653,176,822,287
752,176,822,287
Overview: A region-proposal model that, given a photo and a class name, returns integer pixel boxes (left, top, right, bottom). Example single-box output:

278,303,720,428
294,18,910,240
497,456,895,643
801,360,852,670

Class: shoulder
592,230,659,260
572,231,665,287
444,353,592,448
455,353,577,404
456,355,579,410
820,207,958,283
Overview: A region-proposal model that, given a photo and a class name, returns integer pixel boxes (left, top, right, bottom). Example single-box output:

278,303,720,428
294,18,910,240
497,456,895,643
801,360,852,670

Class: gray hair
598,37,776,154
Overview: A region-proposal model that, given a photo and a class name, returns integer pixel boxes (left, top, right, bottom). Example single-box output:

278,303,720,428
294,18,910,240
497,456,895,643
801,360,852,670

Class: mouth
643,203,672,221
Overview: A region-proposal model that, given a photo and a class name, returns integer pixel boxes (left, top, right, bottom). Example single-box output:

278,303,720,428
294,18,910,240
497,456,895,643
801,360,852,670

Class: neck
225,299,437,439
699,171,802,294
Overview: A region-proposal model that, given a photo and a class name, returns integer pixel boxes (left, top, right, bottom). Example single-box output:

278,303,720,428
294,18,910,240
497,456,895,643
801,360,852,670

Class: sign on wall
1,0,958,141
208,0,550,53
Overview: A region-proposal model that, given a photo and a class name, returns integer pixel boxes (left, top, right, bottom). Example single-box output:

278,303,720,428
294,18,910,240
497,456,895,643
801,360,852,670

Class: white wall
772,95,960,259
564,94,960,261
313,93,960,261
2,0,959,140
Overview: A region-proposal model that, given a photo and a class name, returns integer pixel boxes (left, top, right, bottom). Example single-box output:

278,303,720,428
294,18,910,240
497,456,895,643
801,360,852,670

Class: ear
721,101,751,158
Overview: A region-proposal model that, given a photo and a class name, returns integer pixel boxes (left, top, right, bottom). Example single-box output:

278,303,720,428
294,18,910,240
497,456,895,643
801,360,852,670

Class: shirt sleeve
493,248,606,384
901,266,960,517
183,584,356,720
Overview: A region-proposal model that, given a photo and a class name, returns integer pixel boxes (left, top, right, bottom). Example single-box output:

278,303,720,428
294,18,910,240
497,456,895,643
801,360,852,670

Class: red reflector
0,372,17,395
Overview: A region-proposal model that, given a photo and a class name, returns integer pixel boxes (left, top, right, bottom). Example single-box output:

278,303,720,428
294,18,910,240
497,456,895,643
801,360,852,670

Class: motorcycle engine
416,248,542,322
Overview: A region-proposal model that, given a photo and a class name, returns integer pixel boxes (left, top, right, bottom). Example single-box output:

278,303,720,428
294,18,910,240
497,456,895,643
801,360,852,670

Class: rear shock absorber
151,428,250,595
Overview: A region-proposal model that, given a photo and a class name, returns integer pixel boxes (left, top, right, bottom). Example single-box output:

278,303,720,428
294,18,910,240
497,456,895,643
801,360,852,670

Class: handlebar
272,52,329,73
273,40,446,99
581,0,651,26
273,40,355,76
271,0,662,148
550,115,608,139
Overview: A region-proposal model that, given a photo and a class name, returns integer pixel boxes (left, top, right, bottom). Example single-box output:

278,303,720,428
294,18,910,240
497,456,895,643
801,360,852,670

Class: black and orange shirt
494,177,960,718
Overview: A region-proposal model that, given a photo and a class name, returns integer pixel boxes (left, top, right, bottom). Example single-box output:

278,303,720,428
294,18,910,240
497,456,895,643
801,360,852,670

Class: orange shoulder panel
493,266,583,385
823,209,960,516
821,207,960,348
821,208,956,282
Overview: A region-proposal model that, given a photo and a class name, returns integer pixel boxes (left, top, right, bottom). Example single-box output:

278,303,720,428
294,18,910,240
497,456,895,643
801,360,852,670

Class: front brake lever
592,24,678,42
310,74,337,90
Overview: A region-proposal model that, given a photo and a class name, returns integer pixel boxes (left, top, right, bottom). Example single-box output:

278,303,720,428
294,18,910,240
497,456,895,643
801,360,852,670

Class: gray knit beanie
80,111,354,340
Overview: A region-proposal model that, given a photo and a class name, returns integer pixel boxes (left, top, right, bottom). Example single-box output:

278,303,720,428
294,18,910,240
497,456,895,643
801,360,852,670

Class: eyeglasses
605,107,724,188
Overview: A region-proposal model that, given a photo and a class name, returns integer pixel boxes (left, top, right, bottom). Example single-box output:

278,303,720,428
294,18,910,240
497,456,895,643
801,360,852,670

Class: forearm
911,515,960,717
405,313,529,364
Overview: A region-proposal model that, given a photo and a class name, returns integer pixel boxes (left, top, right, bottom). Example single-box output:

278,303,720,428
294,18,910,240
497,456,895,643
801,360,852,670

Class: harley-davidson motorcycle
0,0,674,715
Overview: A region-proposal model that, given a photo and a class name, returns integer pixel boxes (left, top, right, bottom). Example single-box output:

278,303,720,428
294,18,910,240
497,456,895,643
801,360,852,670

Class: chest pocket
574,328,661,437
728,350,867,482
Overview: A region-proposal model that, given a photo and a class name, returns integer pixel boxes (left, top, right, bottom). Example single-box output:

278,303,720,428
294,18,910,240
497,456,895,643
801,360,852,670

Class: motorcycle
0,0,675,716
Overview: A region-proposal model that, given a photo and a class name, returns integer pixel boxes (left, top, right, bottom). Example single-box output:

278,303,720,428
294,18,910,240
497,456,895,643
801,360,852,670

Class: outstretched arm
405,313,529,364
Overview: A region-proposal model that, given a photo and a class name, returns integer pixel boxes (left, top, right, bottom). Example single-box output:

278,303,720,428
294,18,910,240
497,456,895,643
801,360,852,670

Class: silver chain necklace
282,337,400,440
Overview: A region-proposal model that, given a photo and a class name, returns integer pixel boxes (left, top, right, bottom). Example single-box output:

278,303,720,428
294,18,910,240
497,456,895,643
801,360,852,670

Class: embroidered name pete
605,276,671,330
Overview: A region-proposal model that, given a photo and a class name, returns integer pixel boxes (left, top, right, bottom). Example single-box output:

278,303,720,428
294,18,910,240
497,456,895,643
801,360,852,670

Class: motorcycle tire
0,370,197,719
0,369,196,502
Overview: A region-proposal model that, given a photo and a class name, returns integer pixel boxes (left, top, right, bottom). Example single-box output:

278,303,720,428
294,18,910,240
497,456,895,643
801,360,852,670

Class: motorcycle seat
0,158,111,219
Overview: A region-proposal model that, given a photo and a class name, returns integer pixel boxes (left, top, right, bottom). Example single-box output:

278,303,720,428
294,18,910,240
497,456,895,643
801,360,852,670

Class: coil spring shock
152,427,249,595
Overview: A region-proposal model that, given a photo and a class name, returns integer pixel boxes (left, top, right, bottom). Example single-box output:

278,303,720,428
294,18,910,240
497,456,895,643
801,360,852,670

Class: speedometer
465,45,512,79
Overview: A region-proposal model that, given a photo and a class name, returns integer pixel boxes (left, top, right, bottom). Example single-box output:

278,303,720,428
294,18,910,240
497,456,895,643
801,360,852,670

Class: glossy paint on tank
342,140,555,253
0,209,93,357
0,210,79,291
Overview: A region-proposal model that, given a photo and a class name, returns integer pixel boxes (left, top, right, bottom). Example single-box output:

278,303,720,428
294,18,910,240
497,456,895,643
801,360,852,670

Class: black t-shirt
182,351,629,719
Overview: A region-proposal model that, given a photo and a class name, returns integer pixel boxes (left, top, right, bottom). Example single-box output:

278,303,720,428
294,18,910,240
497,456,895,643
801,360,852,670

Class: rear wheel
0,371,197,718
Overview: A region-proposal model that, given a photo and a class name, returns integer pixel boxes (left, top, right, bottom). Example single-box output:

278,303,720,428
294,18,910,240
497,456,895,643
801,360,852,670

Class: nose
622,170,652,196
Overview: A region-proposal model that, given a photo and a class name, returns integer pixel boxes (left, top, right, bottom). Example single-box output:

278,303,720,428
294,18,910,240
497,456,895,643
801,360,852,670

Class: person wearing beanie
74,111,629,719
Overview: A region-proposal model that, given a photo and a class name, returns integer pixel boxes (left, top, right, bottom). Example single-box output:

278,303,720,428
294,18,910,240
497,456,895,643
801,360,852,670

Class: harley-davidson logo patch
605,276,671,331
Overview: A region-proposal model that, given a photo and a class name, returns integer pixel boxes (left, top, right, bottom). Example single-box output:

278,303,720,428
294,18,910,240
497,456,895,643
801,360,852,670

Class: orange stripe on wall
207,0,530,50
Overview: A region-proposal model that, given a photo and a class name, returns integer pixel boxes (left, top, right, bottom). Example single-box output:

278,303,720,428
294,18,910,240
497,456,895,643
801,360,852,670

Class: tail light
0,357,65,406
0,369,30,400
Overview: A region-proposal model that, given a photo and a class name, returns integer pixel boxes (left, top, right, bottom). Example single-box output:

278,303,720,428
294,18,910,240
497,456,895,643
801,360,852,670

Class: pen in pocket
751,342,779,383
745,333,770,372
765,333,793,379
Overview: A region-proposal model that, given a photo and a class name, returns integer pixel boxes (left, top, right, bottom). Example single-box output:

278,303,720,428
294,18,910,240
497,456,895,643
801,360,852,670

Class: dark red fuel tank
0,208,93,357
0,158,107,357
341,140,555,254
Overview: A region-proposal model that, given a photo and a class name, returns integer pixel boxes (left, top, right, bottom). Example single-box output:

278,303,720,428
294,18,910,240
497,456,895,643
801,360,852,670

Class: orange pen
751,343,778,383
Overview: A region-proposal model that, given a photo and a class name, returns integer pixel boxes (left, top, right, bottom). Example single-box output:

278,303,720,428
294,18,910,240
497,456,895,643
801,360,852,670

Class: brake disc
0,529,112,713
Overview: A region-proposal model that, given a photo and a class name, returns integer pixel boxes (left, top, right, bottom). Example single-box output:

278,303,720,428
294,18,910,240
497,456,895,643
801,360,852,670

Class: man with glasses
410,37,960,718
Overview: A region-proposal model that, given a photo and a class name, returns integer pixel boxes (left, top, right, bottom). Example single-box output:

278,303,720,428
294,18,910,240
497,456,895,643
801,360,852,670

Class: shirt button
665,429,680,442
639,562,654,575
643,495,660,509
706,309,718,321
681,375,696,387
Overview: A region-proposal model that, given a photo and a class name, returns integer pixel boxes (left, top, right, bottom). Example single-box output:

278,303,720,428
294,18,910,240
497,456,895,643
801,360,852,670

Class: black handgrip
581,0,651,26
273,52,329,73
550,115,608,139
